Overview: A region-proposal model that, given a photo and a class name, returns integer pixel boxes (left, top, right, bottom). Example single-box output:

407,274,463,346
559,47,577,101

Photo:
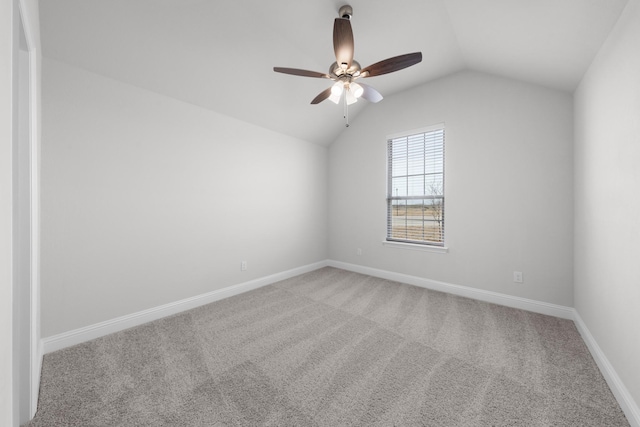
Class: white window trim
386,123,446,249
382,240,449,253
387,123,445,140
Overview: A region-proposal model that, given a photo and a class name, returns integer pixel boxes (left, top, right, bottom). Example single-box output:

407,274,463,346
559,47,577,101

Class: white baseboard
573,311,640,427
39,259,638,426
42,260,328,354
327,260,574,319
328,260,639,426
42,259,572,354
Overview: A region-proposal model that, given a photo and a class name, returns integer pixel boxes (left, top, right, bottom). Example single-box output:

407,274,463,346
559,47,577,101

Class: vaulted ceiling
40,0,629,145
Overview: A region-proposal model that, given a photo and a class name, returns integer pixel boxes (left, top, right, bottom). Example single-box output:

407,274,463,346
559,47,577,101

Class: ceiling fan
274,5,422,111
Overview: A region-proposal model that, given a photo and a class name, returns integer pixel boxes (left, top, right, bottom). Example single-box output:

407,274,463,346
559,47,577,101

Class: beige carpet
26,267,629,426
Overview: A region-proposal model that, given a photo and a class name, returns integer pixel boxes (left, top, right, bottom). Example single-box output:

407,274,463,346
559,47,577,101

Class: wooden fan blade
333,18,354,69
361,52,422,78
311,87,333,104
358,83,383,103
273,67,330,78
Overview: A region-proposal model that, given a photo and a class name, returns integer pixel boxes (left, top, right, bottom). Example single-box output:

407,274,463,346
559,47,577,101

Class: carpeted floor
26,267,629,426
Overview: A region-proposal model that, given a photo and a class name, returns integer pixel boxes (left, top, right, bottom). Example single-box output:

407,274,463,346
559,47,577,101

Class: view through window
387,125,445,246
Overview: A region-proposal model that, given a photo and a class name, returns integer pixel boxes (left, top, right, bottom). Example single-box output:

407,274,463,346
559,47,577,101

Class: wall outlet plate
513,271,523,283
241,261,247,271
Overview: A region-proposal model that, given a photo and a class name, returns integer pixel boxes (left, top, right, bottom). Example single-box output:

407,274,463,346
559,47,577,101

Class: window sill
382,240,449,254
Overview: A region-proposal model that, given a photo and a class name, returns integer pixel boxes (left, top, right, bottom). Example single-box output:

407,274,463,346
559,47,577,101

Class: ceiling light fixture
345,89,358,105
331,81,344,97
350,82,364,98
273,4,422,127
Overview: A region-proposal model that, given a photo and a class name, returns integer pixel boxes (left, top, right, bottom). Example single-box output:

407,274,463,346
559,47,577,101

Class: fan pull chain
343,92,350,127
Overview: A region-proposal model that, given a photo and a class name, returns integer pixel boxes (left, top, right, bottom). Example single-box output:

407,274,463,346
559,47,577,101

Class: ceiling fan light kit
274,4,422,127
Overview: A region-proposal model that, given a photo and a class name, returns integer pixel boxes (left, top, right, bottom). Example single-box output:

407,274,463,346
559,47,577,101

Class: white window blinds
387,126,445,246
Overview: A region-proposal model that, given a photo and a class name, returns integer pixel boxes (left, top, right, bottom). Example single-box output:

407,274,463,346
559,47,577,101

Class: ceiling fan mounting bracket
338,5,353,20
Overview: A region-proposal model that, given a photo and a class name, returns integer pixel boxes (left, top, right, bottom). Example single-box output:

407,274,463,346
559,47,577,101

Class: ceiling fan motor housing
339,5,353,20
330,60,361,80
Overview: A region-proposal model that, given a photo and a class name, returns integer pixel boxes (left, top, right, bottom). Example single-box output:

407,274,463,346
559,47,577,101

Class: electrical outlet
357,248,362,256
513,271,523,283
241,261,247,271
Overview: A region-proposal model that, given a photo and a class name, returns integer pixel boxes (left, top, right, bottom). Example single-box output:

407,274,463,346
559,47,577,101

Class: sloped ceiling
39,0,628,146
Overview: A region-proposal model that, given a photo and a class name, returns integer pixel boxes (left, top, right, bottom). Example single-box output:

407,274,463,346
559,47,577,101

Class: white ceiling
39,0,629,146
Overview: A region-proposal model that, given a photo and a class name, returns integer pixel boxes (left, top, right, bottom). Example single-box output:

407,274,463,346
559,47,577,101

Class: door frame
13,0,40,421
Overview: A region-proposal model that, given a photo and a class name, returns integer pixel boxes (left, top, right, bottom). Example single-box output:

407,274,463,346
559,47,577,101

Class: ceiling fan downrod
340,5,352,127
344,93,350,127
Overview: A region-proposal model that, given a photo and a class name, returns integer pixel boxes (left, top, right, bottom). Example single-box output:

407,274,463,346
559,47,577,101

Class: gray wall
41,58,328,337
574,0,640,407
329,70,574,306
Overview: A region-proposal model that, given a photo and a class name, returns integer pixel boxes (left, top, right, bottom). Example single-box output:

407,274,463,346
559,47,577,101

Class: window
387,125,445,246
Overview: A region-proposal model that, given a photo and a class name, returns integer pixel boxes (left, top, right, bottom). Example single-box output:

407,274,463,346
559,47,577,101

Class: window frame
385,123,446,248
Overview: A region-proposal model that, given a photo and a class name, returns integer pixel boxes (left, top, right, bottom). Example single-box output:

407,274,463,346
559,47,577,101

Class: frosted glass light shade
350,83,363,98
331,82,344,96
346,89,358,105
